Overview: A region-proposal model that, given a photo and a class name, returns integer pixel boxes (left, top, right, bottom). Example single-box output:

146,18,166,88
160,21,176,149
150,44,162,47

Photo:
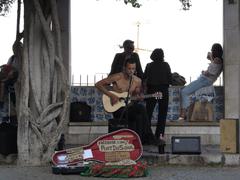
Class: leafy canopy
0,0,15,16
0,0,192,16
123,0,192,10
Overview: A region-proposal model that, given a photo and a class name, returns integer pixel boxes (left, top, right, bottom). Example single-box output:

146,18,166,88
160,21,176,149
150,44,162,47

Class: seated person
95,58,160,145
178,43,223,120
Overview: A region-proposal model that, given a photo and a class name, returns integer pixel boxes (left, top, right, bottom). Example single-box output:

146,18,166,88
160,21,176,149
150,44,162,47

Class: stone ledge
66,134,220,146
66,125,220,145
69,121,219,127
142,153,240,166
68,125,219,135
68,127,219,136
67,121,220,145
141,145,240,166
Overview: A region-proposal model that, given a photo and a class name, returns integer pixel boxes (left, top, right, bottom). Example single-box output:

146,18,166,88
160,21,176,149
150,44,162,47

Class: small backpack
0,64,18,84
171,72,186,86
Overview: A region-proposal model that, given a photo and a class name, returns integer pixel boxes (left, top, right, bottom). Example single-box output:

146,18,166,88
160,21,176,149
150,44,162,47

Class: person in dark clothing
96,58,160,145
0,35,22,108
109,39,144,79
143,48,172,147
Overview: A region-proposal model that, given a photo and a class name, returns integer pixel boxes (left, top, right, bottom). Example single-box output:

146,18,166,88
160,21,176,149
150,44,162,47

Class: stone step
141,145,240,166
66,121,220,146
62,144,240,166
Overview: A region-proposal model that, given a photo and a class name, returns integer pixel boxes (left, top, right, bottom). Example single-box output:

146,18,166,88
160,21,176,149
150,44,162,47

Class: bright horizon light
0,0,223,86
71,0,223,85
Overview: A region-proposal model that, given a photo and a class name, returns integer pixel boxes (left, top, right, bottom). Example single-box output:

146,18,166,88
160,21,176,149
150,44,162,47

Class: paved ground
1,145,240,180
0,165,240,180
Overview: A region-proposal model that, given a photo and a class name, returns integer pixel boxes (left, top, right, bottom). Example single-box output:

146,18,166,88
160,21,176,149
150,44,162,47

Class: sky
71,0,223,85
0,0,223,85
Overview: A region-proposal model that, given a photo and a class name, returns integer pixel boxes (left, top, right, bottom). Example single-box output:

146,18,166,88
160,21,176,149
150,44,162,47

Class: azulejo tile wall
70,86,224,122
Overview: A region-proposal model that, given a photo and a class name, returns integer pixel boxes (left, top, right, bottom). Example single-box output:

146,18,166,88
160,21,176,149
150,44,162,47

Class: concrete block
65,133,103,145
224,64,240,119
223,154,240,166
202,154,222,165
224,0,240,29
68,126,108,134
67,125,220,145
164,126,219,134
168,155,204,165
141,154,168,166
224,31,240,63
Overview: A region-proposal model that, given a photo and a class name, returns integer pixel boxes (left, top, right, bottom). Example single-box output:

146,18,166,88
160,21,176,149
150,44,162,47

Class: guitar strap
125,75,133,105
119,76,133,124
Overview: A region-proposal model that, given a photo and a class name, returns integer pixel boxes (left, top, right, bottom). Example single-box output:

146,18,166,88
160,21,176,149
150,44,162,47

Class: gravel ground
1,165,240,180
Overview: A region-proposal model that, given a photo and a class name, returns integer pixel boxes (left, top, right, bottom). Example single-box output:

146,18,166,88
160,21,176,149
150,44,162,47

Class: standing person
96,58,160,145
178,43,223,120
0,34,22,108
109,39,144,79
143,48,172,147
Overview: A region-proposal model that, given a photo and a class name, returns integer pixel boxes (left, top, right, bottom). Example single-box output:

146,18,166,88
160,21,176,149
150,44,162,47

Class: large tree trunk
16,0,70,166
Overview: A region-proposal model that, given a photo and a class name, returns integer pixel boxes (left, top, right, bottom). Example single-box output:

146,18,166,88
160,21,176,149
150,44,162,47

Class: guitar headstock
153,92,162,99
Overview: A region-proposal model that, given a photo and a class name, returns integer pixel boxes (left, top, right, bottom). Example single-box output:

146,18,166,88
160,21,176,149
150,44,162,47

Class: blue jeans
181,75,213,109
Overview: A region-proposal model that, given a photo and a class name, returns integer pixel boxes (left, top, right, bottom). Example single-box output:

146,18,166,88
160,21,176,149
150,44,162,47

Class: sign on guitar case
52,129,143,166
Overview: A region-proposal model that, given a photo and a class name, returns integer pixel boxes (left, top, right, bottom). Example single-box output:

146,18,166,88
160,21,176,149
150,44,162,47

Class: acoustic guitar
102,91,162,113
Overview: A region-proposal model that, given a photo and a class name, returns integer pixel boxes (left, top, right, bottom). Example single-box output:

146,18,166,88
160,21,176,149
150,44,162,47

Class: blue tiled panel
0,86,224,124
70,86,224,122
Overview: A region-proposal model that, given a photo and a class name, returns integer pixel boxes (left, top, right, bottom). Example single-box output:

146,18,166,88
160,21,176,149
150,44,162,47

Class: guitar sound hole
119,97,125,102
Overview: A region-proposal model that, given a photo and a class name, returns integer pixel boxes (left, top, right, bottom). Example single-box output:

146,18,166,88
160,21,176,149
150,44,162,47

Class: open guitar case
51,129,143,175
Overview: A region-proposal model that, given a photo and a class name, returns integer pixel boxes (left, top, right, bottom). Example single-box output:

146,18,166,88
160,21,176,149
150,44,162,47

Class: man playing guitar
95,58,160,145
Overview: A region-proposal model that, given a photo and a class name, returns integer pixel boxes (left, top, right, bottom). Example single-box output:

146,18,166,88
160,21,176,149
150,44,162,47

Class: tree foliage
123,0,141,8
0,0,193,16
123,0,192,10
179,0,192,10
0,0,15,16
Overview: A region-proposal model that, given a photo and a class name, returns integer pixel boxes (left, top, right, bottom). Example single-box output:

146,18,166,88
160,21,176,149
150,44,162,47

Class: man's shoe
158,144,165,154
150,138,166,146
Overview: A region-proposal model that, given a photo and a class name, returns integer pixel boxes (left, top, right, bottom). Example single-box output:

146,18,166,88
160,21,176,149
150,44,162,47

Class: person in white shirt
178,43,223,120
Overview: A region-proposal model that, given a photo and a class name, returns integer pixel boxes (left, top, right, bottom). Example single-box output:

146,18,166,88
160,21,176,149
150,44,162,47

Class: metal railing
71,73,109,86
71,74,223,86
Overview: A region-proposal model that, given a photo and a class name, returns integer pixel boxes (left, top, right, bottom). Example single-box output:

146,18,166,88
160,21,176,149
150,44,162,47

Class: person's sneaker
177,108,187,122
177,116,185,122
